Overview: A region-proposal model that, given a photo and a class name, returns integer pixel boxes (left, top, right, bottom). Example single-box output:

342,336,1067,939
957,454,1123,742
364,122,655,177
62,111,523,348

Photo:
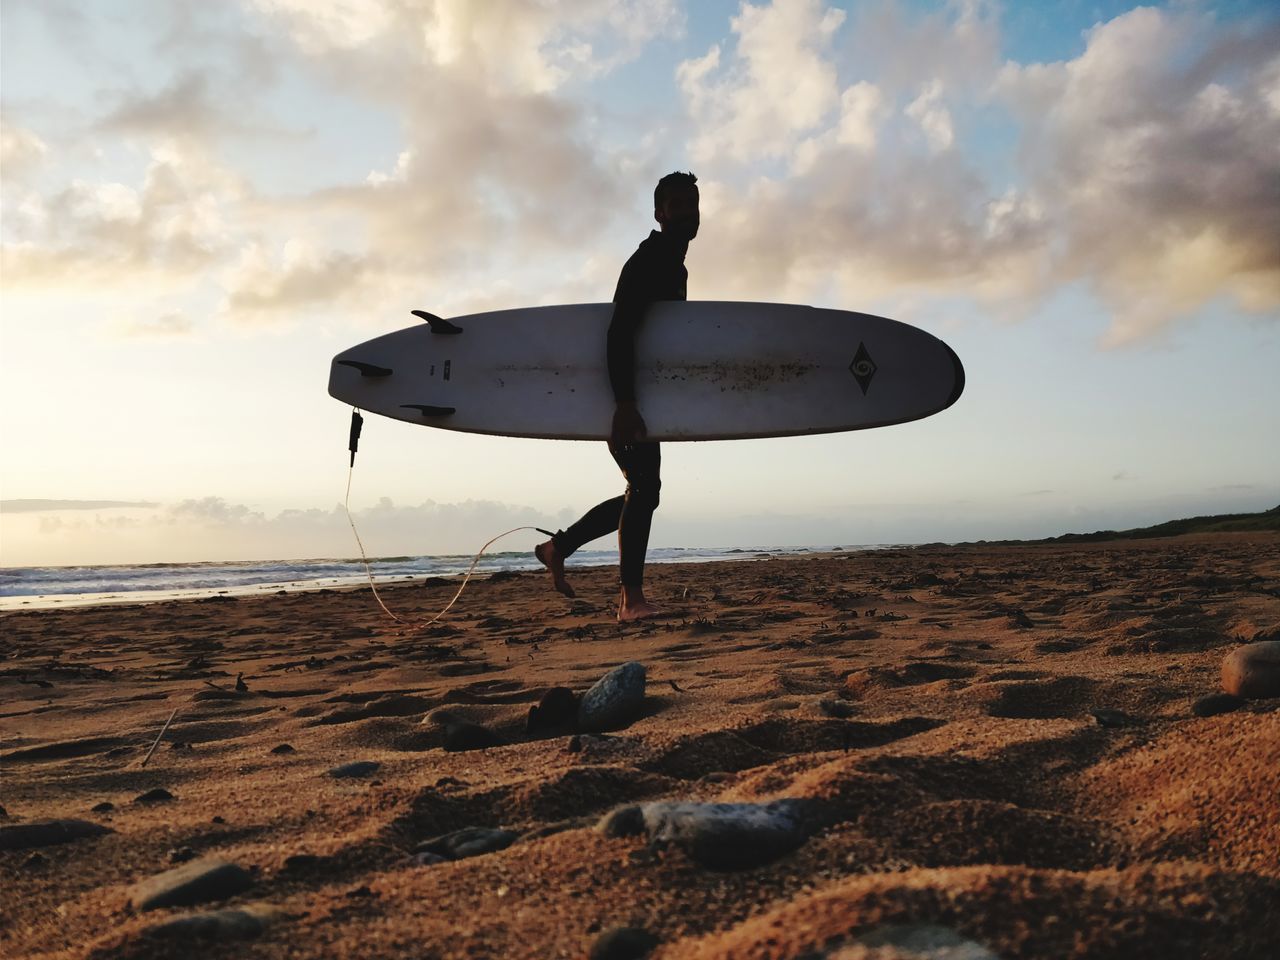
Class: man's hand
611,402,647,446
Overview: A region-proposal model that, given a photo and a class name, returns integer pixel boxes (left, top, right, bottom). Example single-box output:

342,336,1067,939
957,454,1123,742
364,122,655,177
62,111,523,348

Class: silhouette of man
536,171,700,621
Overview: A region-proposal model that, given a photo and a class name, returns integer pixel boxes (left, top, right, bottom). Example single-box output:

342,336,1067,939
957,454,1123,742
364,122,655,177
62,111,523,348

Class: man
535,171,700,621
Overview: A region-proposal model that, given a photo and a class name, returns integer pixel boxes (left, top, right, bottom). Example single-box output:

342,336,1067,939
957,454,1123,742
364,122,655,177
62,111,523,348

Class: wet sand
2,533,1278,959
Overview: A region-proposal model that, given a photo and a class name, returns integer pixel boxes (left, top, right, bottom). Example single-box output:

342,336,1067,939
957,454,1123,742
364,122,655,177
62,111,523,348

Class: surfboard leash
343,408,554,635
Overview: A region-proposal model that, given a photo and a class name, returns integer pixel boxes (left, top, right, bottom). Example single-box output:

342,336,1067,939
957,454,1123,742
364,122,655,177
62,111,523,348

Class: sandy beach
2,533,1278,959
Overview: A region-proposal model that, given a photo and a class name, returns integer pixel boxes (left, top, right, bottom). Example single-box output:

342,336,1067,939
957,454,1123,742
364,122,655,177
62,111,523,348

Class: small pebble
134,788,175,804
0,818,113,851
270,743,296,755
414,826,519,861
597,800,811,870
527,686,580,735
91,801,115,813
588,925,659,960
833,923,1000,959
1192,693,1245,717
1091,708,1133,728
169,846,198,864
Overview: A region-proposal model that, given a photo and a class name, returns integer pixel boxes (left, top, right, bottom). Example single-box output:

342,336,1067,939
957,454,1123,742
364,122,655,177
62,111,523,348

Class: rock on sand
144,905,275,941
1221,640,1280,699
0,819,113,851
130,858,253,911
578,662,647,732
598,799,811,870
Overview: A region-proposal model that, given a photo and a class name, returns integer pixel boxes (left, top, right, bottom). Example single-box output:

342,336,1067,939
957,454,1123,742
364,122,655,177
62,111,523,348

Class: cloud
0,120,49,180
996,6,1280,344
3,494,575,564
117,311,197,338
249,0,683,92
905,79,954,151
684,2,1279,340
2,499,160,512
1,140,244,290
678,0,847,164
4,1,1274,347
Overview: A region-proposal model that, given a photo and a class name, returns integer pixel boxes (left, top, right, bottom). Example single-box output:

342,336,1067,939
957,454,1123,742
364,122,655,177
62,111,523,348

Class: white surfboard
328,302,963,441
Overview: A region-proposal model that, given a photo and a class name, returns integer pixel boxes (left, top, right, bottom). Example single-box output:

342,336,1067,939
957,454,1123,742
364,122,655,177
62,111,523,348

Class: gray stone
826,923,1000,959
144,906,274,941
577,662,647,732
130,858,253,911
134,788,175,803
0,818,113,851
1222,640,1280,699
597,799,811,870
1091,708,1133,728
328,760,381,778
414,826,518,861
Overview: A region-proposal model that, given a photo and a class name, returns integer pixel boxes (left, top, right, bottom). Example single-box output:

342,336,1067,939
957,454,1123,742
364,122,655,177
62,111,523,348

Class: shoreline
0,547,881,612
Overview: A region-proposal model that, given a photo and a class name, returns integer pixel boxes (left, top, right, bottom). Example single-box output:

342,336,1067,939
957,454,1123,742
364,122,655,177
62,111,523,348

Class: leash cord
343,463,550,632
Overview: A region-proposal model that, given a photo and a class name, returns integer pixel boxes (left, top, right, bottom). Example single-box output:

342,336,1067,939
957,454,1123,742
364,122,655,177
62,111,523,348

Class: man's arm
607,296,649,445
606,251,655,446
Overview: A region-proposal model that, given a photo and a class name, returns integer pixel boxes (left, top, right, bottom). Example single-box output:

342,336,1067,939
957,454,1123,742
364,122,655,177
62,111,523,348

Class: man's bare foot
535,540,575,598
618,600,665,622
618,585,664,622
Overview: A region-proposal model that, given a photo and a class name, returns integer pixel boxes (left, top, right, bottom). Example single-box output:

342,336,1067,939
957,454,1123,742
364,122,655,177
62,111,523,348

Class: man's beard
671,217,699,241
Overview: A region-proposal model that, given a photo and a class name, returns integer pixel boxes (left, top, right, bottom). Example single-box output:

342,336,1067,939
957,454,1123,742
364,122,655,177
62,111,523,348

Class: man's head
654,171,699,242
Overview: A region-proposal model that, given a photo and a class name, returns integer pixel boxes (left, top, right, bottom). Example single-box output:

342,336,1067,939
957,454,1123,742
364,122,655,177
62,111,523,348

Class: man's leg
536,495,625,598
612,440,662,620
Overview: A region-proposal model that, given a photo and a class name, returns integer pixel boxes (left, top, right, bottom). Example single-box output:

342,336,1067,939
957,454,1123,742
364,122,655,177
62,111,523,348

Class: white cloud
248,0,683,92
678,0,847,164
118,312,197,339
0,120,49,180
2,140,243,289
997,6,1280,343
682,2,1278,341
905,79,954,151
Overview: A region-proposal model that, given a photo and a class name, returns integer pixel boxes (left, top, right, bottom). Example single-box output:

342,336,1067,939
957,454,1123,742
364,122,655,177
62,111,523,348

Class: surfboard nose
943,341,965,409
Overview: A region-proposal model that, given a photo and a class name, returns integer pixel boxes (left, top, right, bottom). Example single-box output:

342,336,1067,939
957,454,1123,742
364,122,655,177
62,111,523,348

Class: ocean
0,544,890,610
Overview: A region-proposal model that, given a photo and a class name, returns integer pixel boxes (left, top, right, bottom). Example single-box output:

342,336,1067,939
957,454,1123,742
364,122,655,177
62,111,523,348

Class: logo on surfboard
849,342,877,395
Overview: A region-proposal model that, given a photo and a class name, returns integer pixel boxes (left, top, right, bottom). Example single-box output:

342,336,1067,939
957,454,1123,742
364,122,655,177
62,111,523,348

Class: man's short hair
654,171,698,210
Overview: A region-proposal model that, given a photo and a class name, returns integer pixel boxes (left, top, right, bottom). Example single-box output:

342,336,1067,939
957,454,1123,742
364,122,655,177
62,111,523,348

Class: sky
1,0,1278,567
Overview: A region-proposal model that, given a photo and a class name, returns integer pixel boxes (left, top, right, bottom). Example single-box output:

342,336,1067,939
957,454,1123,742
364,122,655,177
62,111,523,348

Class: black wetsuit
550,229,688,586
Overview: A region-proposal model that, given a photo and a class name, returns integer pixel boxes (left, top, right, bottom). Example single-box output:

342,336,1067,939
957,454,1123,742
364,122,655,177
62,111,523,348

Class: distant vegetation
1035,505,1280,544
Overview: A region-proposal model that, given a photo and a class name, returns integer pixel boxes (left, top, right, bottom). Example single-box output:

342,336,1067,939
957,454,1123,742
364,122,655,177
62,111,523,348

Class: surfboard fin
412,310,463,335
336,360,393,377
401,404,457,417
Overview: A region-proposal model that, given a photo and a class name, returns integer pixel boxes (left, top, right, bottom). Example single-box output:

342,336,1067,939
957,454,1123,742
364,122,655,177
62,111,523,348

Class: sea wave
0,544,887,609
